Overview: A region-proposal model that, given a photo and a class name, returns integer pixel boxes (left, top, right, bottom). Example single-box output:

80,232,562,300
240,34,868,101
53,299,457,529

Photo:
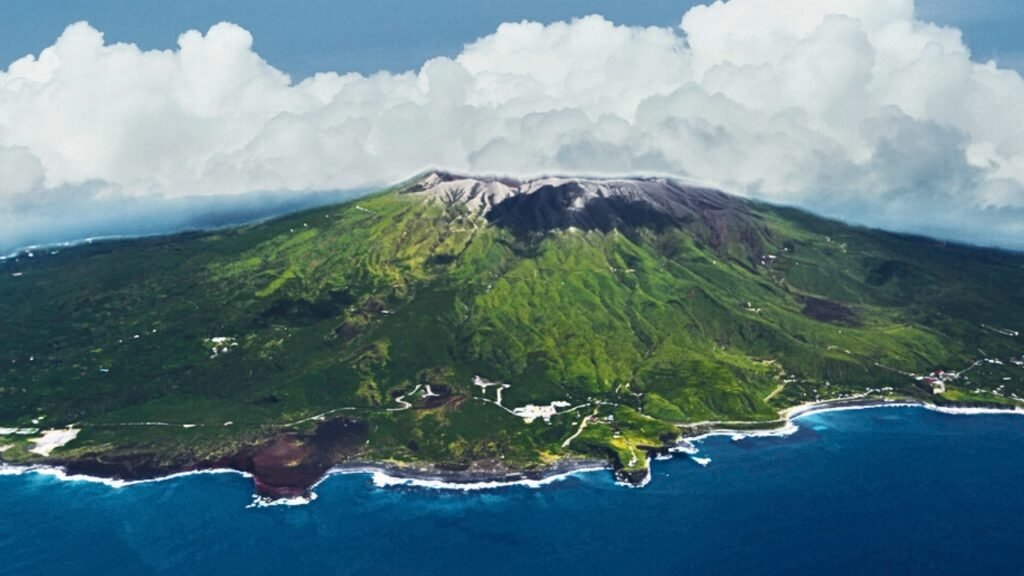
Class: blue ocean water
3,407,1024,576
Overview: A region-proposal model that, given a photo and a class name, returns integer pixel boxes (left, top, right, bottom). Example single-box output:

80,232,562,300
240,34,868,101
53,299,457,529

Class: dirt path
764,383,785,402
561,408,598,448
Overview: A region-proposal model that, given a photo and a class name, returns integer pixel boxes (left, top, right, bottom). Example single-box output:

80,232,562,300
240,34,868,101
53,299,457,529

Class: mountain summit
408,171,755,233
1,173,1022,497
406,171,770,262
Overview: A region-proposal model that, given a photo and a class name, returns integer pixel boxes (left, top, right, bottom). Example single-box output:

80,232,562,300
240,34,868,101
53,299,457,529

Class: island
2,172,1023,499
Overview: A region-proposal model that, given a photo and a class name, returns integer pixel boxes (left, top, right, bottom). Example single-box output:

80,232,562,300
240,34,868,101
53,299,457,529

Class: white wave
791,402,924,420
614,459,652,489
924,405,1024,416
668,443,699,455
0,464,32,476
33,467,136,488
680,400,1024,456
247,493,318,508
730,422,799,440
683,421,800,445
681,401,928,447
790,401,1023,420
692,457,712,467
3,461,609,497
1,464,319,508
0,464,251,489
322,465,608,492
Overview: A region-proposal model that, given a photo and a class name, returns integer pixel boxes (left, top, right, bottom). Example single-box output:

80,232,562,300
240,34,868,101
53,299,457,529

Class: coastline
0,457,612,507
677,397,1024,446
320,458,610,491
3,397,1022,503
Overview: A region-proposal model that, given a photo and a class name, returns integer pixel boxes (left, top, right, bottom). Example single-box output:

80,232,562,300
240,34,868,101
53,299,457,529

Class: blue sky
3,0,1023,79
1,0,1023,251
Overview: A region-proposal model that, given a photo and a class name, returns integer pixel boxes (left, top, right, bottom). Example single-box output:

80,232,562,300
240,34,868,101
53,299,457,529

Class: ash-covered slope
404,171,771,256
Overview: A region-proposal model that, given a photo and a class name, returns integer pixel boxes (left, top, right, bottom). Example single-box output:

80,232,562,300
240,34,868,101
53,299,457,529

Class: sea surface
3,406,1024,576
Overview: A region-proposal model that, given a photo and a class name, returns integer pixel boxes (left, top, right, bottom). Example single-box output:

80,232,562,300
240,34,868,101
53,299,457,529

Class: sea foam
0,464,252,489
348,466,608,492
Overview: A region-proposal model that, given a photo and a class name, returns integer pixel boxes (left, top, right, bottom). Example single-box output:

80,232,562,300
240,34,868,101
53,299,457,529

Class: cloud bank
2,0,1024,250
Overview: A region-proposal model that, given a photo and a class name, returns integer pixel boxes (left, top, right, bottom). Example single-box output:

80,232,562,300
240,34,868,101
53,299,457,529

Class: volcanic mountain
1,172,1022,496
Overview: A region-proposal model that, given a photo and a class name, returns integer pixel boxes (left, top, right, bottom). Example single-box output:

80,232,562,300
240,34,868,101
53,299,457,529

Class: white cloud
2,0,1024,249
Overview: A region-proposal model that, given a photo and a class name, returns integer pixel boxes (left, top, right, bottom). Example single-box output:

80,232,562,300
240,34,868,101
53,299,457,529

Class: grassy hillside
2,175,1023,483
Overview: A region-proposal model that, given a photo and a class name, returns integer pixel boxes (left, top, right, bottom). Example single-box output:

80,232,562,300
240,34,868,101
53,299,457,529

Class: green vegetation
1,175,1023,481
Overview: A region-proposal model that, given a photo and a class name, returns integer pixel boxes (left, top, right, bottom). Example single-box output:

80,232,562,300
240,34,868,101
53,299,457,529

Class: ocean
2,406,1023,575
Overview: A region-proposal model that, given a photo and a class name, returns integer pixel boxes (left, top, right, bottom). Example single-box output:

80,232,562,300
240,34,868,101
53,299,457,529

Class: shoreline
0,458,612,506
2,398,1022,502
677,397,1024,446
319,459,611,491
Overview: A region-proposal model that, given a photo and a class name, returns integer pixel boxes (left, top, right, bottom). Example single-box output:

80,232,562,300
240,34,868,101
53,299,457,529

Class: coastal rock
227,418,370,498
